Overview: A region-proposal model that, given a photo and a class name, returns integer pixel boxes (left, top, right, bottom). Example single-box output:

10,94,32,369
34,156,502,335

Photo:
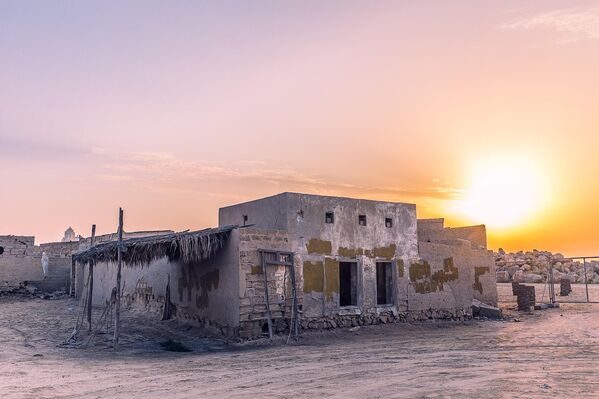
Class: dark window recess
358,215,367,226
385,218,393,228
325,212,334,224
0,246,3,255
376,262,394,305
339,262,358,306
242,215,248,225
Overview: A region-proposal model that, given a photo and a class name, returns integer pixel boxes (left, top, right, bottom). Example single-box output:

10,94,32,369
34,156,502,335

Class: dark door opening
339,262,358,306
376,262,393,305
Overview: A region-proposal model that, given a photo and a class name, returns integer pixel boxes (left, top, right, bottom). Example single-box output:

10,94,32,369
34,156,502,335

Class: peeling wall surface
417,219,497,306
84,230,241,336
415,242,474,311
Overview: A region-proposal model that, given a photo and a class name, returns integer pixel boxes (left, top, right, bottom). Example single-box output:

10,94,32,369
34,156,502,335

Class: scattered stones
472,299,502,319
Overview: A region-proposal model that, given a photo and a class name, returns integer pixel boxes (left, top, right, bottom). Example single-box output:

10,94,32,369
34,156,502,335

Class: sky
1,1,598,255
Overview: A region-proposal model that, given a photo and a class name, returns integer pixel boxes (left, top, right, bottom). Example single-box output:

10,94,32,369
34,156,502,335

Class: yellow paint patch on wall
368,244,397,260
250,265,263,275
409,257,459,294
306,239,332,255
397,259,405,278
324,258,339,301
338,247,364,258
303,261,324,293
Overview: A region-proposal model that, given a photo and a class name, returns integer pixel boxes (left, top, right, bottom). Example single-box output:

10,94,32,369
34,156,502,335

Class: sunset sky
1,1,598,255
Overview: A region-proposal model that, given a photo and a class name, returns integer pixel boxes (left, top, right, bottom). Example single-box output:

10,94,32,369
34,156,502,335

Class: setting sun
458,157,549,229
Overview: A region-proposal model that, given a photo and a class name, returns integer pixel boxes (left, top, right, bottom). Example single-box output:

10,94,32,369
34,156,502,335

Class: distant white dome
62,227,77,242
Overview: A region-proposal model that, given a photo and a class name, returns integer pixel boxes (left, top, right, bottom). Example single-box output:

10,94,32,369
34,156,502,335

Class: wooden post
87,224,96,331
289,256,299,338
584,258,590,303
260,251,273,340
114,208,123,348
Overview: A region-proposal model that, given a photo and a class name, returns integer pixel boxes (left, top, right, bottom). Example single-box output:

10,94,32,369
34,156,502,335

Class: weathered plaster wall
286,193,418,319
417,219,497,306
418,218,488,249
219,193,289,230
85,230,240,335
414,242,475,312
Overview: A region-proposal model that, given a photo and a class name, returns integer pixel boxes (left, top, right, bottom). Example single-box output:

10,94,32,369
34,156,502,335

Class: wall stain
303,261,324,293
307,238,332,255
178,262,202,303
250,265,263,275
324,258,339,301
338,247,363,258
397,259,405,278
473,266,490,294
196,269,220,309
409,257,459,294
367,244,397,260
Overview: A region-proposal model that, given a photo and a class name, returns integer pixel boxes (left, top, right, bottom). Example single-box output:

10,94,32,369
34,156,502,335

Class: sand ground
2,283,599,398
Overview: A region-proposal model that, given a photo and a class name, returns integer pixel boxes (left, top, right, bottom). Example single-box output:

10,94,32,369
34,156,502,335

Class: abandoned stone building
73,192,497,339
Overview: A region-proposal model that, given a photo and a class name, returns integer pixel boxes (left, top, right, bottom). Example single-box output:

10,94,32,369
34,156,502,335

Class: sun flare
459,157,548,229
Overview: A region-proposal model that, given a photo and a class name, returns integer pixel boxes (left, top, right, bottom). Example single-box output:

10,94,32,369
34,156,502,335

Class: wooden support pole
87,224,96,332
289,256,299,338
114,208,123,348
584,258,590,303
261,251,273,340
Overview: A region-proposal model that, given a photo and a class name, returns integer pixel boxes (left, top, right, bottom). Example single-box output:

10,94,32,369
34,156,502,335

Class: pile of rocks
495,249,599,284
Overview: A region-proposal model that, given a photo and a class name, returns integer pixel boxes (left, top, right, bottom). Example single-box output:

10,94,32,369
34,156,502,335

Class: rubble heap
495,249,599,284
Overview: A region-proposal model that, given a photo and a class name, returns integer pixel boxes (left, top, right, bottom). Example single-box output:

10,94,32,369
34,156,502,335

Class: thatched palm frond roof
73,225,237,266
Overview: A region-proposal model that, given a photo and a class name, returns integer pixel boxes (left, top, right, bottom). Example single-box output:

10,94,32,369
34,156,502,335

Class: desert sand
2,283,599,398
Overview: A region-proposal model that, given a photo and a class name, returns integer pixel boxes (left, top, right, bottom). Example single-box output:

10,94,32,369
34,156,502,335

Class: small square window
385,218,393,228
358,215,367,226
325,212,334,224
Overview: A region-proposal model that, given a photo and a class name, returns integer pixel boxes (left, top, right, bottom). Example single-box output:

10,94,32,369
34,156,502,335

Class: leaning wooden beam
87,224,96,332
114,208,123,348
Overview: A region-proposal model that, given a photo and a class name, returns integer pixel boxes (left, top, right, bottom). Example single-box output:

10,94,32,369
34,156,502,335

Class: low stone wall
0,236,43,288
0,235,79,293
301,307,471,331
